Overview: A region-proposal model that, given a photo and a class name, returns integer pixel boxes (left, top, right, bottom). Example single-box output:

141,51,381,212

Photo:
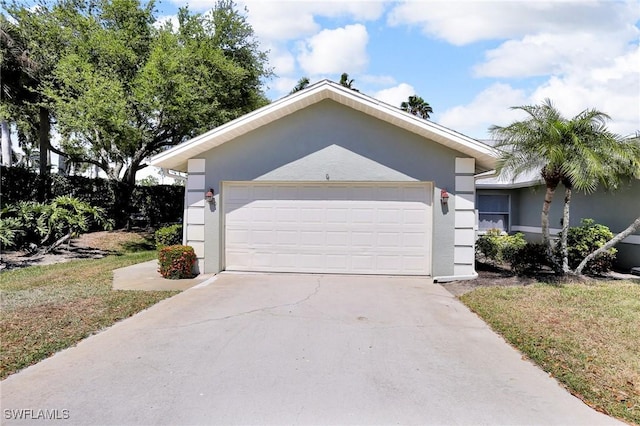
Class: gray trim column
453,158,476,276
185,159,206,273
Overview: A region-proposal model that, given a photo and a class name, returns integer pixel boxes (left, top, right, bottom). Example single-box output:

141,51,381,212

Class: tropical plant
0,217,24,249
39,196,114,247
400,95,433,119
339,72,358,92
0,196,113,251
290,76,310,94
490,99,640,274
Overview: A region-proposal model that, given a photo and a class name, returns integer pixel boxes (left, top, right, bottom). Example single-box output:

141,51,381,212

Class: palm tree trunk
541,183,557,259
1,120,12,167
574,217,640,275
560,186,572,274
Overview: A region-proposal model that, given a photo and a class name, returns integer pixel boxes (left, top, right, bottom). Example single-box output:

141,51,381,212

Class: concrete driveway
1,273,620,425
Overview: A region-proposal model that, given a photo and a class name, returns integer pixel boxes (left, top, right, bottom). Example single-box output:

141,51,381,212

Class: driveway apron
1,273,621,425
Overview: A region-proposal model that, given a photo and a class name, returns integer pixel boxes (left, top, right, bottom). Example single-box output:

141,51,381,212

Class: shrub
562,219,617,274
0,217,25,249
0,197,112,250
509,242,550,275
1,166,185,229
476,229,526,265
158,245,197,279
155,224,183,249
476,229,502,262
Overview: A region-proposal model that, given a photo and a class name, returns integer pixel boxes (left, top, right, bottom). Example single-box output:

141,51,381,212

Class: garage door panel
223,182,431,275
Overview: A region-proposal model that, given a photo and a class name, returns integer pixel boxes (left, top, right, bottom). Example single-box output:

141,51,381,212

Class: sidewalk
112,260,215,291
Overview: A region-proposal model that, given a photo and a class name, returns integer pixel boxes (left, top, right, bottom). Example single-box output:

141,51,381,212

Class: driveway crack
163,277,322,329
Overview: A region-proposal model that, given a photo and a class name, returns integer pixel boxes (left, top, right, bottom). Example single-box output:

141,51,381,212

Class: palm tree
490,99,640,274
289,77,310,94
400,95,433,119
339,72,358,92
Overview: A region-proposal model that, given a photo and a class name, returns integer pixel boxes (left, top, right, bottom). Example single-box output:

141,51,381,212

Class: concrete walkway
1,273,621,425
112,260,215,291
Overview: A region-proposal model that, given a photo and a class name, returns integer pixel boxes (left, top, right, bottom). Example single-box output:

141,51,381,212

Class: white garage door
223,182,432,275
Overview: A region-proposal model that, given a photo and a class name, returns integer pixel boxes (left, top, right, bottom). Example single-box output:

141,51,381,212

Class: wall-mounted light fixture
205,188,215,203
440,189,450,205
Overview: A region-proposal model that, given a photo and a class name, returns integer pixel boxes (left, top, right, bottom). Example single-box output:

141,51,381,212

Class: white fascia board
476,178,544,189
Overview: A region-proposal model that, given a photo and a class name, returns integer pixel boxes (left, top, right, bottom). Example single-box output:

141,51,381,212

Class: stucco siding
198,100,467,276
499,181,640,270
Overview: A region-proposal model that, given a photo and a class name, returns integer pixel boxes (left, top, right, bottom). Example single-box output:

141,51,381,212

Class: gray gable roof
151,80,498,173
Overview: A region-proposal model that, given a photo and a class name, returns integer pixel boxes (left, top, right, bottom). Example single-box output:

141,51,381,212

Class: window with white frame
477,194,510,232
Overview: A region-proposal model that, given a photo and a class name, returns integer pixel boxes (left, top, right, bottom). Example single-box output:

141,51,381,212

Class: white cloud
267,44,297,76
374,83,415,107
474,31,635,78
438,83,528,138
237,1,386,42
297,24,369,75
387,0,639,45
269,77,301,98
531,46,640,137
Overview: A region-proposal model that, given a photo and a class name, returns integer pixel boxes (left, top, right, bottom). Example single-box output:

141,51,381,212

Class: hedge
1,166,184,229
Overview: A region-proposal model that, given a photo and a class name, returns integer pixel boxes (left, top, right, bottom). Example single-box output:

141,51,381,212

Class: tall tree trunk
38,107,51,201
574,216,640,275
541,183,557,260
560,186,572,274
1,120,12,166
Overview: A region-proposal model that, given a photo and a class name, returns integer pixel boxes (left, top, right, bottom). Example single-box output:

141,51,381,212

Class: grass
461,281,640,424
0,232,179,379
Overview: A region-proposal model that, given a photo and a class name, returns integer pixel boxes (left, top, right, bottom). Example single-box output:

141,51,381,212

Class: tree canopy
400,95,433,119
2,0,272,185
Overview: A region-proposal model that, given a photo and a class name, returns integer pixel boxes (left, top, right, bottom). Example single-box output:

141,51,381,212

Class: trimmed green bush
155,224,183,249
510,242,550,275
562,219,617,274
476,229,526,265
158,245,197,279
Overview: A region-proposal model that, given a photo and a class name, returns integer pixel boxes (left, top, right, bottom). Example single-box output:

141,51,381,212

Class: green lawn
0,247,178,379
461,281,640,424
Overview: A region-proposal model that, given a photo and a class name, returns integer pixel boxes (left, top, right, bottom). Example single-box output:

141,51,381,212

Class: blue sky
156,0,640,140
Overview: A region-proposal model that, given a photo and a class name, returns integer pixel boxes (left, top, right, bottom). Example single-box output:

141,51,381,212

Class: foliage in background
0,196,113,250
475,229,526,265
155,224,183,249
560,219,616,274
158,245,196,279
3,0,271,188
1,166,184,228
400,95,433,119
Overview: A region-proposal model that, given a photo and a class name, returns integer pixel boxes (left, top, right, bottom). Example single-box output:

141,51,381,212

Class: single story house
151,79,638,278
477,173,640,270
151,80,497,281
